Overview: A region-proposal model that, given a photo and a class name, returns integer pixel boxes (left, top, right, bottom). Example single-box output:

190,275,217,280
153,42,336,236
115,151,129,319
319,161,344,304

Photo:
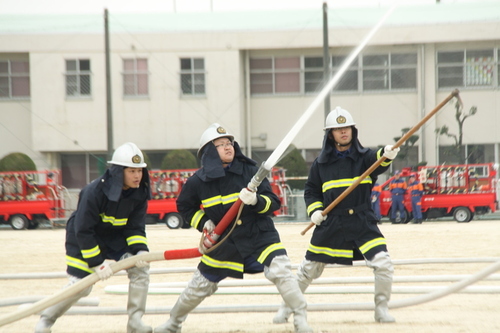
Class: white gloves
135,250,150,268
203,219,215,233
239,188,258,206
92,261,113,280
311,210,326,226
199,220,219,254
383,145,400,160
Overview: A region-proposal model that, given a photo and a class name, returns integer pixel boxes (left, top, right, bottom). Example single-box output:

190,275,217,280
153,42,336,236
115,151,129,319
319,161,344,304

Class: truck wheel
165,213,183,229
9,214,29,230
454,207,472,223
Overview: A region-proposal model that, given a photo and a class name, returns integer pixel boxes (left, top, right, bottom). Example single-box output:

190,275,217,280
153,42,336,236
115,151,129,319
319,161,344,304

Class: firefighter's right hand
239,188,258,206
311,210,326,225
92,261,113,281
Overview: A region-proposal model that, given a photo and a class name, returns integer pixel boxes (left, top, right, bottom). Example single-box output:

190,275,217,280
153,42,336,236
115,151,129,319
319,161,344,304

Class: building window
61,153,107,188
180,58,205,95
362,53,417,91
0,60,30,99
332,55,359,92
65,59,91,97
437,49,495,88
123,58,149,96
304,57,324,93
250,57,300,95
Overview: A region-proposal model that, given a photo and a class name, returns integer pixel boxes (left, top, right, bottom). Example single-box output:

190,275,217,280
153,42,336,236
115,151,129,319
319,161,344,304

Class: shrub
0,152,37,172
161,150,198,170
276,146,308,190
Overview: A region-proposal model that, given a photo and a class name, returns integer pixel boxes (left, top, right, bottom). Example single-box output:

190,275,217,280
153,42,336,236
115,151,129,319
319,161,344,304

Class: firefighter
371,182,382,222
389,170,407,223
408,173,424,224
35,142,153,333
155,123,313,333
273,106,399,324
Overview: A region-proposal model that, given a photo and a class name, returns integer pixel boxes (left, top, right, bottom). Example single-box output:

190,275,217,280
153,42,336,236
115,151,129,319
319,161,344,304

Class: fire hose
301,88,461,236
0,6,397,328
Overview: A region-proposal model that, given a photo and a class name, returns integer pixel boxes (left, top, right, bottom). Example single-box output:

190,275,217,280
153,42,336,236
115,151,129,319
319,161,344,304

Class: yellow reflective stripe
379,148,393,166
81,245,100,259
222,193,239,205
100,213,127,226
308,244,353,258
377,148,384,159
359,237,386,254
202,195,221,208
257,242,285,263
200,255,243,272
257,195,271,214
127,235,148,246
202,193,238,209
66,255,94,274
322,176,372,192
307,201,324,215
191,210,205,229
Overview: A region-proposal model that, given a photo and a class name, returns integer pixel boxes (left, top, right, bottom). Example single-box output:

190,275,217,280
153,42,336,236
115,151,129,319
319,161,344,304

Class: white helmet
198,123,234,158
108,142,147,168
324,106,356,130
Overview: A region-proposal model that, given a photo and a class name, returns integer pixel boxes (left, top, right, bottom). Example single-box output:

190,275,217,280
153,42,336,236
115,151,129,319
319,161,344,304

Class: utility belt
330,203,370,216
412,194,421,197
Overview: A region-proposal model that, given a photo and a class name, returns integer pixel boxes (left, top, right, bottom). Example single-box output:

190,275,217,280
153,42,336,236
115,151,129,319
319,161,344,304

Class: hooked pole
300,89,461,236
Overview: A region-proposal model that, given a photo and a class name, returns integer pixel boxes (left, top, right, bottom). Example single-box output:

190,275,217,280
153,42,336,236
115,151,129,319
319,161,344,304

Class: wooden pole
301,89,460,236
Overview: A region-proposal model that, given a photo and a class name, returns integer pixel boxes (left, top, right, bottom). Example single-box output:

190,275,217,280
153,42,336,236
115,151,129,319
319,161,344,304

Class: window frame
180,57,206,97
65,59,92,98
122,58,149,98
0,59,30,99
437,48,497,90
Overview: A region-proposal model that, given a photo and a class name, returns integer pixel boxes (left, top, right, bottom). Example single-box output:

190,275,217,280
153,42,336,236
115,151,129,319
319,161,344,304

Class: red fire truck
0,170,66,230
0,167,292,230
379,163,498,223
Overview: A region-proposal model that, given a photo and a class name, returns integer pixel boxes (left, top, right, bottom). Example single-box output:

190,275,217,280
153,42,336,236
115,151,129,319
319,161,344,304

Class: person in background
389,170,407,224
273,107,399,325
371,182,382,222
408,173,424,224
155,123,312,333
35,142,153,333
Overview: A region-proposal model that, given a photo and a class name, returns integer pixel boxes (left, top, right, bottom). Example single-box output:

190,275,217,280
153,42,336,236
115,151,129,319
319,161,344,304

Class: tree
435,101,477,164
0,152,37,171
161,150,198,170
275,145,308,190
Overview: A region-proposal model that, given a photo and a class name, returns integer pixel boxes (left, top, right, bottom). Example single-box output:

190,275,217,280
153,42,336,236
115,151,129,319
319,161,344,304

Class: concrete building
0,2,499,188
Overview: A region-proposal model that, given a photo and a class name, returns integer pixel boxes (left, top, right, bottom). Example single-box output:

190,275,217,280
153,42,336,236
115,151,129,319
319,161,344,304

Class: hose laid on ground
0,249,200,327
2,257,497,280
62,258,500,315
0,297,99,308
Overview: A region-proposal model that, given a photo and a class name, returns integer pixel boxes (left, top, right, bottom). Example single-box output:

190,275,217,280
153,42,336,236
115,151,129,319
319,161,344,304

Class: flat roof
0,2,499,35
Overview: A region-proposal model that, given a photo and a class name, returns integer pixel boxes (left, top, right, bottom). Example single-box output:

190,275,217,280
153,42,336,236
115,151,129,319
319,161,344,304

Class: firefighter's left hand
135,251,150,268
239,188,258,205
383,145,400,160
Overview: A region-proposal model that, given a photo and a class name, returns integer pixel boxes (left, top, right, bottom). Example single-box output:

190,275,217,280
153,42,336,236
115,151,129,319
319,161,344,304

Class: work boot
273,259,324,326
34,276,92,333
125,257,152,333
368,252,395,323
154,270,217,333
266,256,313,333
126,282,152,333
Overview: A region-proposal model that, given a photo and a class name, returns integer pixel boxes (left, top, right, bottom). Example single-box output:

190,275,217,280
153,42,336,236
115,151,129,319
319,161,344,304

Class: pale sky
0,0,485,15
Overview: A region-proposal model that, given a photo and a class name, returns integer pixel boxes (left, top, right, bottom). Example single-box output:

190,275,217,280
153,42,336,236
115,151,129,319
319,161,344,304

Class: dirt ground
1,220,500,333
